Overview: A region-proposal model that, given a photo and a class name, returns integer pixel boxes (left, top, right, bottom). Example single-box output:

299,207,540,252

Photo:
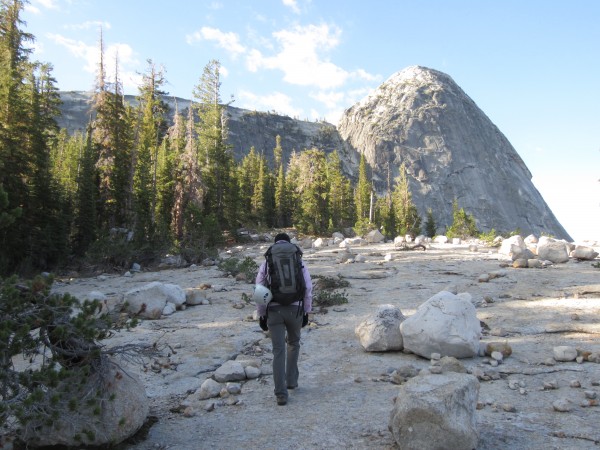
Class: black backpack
265,241,306,306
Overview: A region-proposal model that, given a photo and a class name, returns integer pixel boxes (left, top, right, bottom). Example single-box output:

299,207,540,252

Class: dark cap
274,233,291,243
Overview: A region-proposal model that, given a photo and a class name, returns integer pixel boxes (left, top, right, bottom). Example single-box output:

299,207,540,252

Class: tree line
2,0,480,277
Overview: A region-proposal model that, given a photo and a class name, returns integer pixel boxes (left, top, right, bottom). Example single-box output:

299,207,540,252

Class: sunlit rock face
337,66,571,239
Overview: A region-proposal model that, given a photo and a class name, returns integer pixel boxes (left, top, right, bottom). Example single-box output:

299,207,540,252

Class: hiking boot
276,395,287,405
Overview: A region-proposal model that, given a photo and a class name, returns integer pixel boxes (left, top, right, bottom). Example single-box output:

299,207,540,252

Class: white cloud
238,90,303,118
65,20,112,31
25,4,41,14
48,33,140,91
310,90,344,109
35,0,59,9
282,0,300,14
47,33,99,73
186,27,246,58
245,23,377,90
353,68,381,82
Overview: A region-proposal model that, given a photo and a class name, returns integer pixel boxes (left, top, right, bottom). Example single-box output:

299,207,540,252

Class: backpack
265,241,306,306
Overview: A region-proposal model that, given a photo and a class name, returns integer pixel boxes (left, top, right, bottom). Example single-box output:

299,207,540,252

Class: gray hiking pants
267,304,303,399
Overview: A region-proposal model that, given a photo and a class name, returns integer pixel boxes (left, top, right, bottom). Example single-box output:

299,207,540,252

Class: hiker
255,233,313,406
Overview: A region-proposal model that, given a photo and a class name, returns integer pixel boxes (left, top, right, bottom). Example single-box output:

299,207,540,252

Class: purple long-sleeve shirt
255,241,313,316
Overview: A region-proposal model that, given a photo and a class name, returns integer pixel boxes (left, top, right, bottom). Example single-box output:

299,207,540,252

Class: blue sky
22,0,600,241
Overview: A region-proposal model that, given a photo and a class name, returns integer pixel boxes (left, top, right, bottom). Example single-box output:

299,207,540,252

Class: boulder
400,291,481,359
433,235,448,244
22,359,148,447
197,378,222,400
499,235,525,257
510,245,535,261
355,304,405,352
571,245,599,260
313,237,325,248
537,240,570,263
214,360,246,382
185,288,208,306
389,372,479,450
365,229,385,243
124,282,186,319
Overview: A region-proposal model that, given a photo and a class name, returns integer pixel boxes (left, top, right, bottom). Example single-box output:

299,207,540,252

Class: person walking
255,233,312,406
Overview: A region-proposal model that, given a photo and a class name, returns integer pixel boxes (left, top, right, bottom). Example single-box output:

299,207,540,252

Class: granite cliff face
57,66,571,239
337,66,570,239
57,92,356,174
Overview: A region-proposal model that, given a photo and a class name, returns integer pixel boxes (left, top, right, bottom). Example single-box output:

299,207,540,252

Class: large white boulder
365,229,385,243
389,372,480,450
400,291,481,359
124,282,186,319
537,240,570,263
22,359,149,447
571,245,599,260
498,235,526,257
355,304,405,352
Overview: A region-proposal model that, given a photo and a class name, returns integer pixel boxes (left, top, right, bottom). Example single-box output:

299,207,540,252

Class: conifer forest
0,0,425,277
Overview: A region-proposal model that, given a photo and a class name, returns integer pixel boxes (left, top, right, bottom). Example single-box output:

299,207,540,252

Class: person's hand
259,316,268,331
302,313,309,328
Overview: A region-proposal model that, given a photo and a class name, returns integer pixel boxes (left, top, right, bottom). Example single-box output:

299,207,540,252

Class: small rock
552,399,572,412
490,351,504,363
569,380,581,388
429,365,443,374
226,383,242,395
489,328,509,337
501,404,516,412
584,391,597,399
183,406,195,417
553,346,578,362
204,401,216,412
543,381,559,390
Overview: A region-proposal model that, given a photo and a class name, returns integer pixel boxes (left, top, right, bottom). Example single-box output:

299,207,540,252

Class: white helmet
252,284,272,306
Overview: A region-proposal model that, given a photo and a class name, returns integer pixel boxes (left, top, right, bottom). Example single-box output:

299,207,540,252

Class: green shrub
312,274,350,307
478,228,498,246
314,290,349,307
218,256,258,281
446,199,478,239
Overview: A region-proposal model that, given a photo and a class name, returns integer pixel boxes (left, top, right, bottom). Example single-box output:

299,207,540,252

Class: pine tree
0,0,34,273
193,59,233,229
23,63,68,269
91,31,132,232
171,104,204,242
72,126,97,256
424,208,436,237
237,146,261,225
289,149,329,234
326,150,354,231
0,1,68,272
354,153,373,235
446,199,478,239
132,60,168,243
249,152,274,228
392,163,421,237
272,135,290,227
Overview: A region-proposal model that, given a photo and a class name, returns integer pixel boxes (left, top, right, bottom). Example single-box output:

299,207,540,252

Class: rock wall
337,66,571,239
